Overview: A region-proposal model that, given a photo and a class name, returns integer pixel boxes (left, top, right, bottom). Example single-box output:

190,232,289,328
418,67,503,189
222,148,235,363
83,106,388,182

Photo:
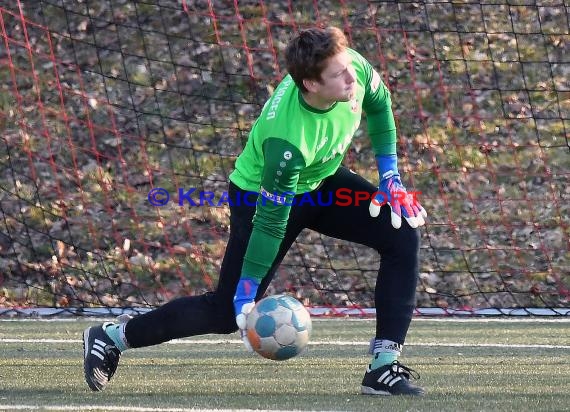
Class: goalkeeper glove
369,154,427,229
233,276,259,352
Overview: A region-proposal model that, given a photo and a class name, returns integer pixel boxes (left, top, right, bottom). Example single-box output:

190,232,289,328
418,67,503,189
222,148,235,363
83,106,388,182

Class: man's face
311,50,356,104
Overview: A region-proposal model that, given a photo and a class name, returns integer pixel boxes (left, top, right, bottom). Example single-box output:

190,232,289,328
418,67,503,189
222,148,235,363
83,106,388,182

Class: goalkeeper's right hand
233,276,259,352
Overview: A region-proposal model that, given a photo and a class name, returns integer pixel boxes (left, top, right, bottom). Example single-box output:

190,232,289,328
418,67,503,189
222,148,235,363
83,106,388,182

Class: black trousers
126,166,420,347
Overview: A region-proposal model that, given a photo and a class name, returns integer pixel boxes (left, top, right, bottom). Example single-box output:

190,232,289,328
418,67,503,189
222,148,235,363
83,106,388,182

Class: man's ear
302,78,318,93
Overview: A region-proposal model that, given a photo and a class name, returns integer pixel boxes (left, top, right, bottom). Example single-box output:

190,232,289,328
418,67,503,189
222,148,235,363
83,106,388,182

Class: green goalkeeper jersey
229,48,397,280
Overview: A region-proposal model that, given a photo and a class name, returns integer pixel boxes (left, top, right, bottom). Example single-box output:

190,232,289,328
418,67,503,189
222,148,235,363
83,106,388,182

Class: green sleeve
361,60,397,156
241,138,305,280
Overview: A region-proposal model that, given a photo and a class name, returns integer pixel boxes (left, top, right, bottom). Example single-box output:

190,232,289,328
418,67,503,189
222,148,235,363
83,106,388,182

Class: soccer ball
246,294,312,361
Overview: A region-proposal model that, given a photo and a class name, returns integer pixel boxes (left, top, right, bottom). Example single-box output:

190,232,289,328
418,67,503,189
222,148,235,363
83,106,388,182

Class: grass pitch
0,318,569,412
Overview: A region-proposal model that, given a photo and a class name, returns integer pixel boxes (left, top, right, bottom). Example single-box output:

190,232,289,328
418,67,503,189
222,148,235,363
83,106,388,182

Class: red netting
0,0,568,317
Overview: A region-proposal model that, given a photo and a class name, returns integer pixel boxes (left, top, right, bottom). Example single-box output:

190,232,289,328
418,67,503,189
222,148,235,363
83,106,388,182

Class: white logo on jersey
371,69,381,93
266,78,293,120
260,186,287,205
316,137,328,151
321,123,359,163
321,134,352,163
350,98,358,112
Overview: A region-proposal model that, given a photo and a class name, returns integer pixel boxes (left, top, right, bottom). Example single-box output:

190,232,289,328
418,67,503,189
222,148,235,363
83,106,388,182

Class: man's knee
392,223,420,253
205,293,239,334
383,225,420,272
215,315,238,334
402,225,420,251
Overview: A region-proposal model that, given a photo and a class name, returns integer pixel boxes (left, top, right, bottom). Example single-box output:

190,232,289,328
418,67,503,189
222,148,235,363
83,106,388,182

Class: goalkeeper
83,26,427,396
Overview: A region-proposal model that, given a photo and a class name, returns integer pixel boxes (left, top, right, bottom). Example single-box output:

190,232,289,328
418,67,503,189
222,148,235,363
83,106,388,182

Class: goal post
0,0,568,317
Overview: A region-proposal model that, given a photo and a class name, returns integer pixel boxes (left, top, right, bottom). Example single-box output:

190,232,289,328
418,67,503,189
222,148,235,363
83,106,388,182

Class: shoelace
389,361,420,380
102,345,120,378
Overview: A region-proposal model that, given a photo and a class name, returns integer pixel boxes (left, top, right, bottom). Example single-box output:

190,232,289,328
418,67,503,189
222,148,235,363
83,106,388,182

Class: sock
104,322,130,352
370,338,402,370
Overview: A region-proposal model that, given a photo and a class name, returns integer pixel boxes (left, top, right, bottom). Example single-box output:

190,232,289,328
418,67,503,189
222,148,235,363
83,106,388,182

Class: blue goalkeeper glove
233,276,259,352
369,154,427,229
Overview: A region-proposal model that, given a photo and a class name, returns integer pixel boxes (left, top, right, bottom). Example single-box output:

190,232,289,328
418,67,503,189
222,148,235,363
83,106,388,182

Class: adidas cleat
83,322,121,391
361,361,425,396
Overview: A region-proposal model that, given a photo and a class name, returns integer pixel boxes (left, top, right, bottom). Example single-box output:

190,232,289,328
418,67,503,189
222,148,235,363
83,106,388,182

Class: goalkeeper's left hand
369,154,427,229
233,276,259,352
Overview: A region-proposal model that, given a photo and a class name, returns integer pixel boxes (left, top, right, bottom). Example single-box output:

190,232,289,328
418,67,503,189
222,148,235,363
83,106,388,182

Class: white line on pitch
0,406,312,412
1,338,568,349
1,317,569,323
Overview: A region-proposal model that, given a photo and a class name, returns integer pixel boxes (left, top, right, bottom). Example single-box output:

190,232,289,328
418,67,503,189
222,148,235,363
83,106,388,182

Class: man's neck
301,91,335,110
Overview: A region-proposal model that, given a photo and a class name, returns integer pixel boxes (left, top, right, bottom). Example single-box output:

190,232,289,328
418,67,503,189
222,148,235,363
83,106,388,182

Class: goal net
0,0,568,317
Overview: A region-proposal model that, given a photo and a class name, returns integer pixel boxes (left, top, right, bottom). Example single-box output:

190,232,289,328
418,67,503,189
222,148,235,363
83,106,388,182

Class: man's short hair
285,27,349,93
